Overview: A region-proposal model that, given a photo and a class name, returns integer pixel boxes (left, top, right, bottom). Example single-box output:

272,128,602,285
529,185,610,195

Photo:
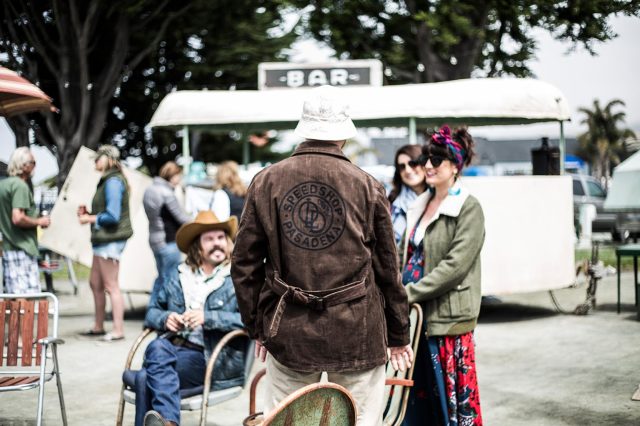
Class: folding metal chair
383,303,423,425
0,292,67,426
116,328,254,426
244,382,357,426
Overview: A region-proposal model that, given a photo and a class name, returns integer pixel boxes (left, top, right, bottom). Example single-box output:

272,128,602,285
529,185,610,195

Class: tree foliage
0,0,295,184
577,99,636,186
288,0,640,83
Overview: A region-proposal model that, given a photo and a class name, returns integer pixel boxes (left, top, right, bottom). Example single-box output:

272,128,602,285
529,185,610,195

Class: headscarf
430,125,466,169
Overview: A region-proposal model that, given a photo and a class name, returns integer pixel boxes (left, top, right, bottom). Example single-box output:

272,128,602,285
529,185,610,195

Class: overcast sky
2,13,638,179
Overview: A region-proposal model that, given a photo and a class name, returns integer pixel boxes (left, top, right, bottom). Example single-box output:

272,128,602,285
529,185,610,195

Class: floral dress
402,218,483,426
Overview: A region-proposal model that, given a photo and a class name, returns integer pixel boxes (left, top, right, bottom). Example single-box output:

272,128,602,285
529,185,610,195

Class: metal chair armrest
124,328,155,370
38,337,65,345
200,329,251,426
249,368,267,415
116,328,155,426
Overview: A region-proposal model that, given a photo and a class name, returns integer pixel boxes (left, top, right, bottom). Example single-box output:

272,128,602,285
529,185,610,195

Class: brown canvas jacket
231,141,410,372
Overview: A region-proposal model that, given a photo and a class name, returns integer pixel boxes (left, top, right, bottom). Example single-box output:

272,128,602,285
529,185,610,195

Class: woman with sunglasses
389,145,428,247
402,126,485,426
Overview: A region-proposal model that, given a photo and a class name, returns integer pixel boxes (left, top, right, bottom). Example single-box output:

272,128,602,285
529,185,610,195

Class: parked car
572,174,639,241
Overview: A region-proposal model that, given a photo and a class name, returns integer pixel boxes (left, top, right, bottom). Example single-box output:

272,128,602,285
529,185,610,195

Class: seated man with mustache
124,211,246,426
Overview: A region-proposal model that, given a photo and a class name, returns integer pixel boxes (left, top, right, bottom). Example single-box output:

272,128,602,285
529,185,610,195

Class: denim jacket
144,266,247,390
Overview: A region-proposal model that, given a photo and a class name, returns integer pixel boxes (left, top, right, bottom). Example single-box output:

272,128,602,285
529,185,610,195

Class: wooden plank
35,300,49,366
20,300,35,366
7,300,21,366
0,375,40,387
0,300,6,367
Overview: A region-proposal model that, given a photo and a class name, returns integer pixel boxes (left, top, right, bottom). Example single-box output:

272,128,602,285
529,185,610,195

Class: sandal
79,329,106,336
102,333,125,342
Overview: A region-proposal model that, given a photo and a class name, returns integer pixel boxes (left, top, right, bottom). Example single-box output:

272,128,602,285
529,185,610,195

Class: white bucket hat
294,85,357,141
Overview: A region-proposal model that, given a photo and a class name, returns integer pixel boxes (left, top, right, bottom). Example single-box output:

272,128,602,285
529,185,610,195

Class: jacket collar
406,181,469,232
291,140,351,162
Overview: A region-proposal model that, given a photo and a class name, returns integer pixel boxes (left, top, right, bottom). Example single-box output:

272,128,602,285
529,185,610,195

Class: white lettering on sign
307,70,328,86
330,69,348,85
287,70,304,88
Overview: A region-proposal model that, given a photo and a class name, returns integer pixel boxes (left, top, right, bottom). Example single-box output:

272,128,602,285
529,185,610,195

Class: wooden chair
116,328,255,426
383,303,423,425
0,292,67,426
244,382,357,426
245,303,423,426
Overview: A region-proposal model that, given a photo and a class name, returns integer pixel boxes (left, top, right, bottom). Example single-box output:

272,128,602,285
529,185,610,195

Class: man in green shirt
0,147,50,293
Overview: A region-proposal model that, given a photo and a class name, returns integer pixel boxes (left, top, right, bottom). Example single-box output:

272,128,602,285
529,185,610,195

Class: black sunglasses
396,159,422,171
419,154,448,168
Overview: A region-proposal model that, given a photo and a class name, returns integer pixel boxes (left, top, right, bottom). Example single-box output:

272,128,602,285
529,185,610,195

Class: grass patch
50,262,91,281
575,246,636,271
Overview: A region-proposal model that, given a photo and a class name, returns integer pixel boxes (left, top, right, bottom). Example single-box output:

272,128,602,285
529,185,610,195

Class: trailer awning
149,78,571,131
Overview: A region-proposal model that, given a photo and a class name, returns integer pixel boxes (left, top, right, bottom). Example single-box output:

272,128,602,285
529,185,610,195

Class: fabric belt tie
267,274,367,339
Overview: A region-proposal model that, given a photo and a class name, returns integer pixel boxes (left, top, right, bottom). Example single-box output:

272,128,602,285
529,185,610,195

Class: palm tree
577,99,636,189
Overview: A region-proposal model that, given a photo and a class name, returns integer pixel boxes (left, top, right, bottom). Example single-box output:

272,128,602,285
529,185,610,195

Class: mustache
207,246,226,255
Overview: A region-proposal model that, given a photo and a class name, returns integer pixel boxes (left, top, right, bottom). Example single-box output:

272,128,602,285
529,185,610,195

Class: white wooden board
462,176,575,295
40,146,155,293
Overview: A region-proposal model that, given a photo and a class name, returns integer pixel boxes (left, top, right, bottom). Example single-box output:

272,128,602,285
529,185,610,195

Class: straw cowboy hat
176,210,238,253
294,85,357,141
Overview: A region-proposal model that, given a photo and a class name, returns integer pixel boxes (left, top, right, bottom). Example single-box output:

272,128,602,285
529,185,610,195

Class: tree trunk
1,1,190,189
5,116,31,147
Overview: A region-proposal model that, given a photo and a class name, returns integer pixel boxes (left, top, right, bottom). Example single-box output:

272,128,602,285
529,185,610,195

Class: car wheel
612,229,629,243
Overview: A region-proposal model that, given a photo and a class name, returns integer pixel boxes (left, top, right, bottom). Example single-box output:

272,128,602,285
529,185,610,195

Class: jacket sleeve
165,190,190,225
230,182,268,339
372,186,410,347
96,177,124,227
144,279,172,330
404,197,485,303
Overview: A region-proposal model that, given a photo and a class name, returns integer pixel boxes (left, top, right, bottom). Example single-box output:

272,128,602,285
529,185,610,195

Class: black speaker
531,137,560,175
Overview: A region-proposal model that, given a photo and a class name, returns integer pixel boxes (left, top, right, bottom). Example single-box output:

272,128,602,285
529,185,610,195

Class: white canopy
149,78,570,131
604,150,640,211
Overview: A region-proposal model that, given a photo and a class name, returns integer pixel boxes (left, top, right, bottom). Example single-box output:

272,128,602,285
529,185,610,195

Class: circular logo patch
280,182,347,250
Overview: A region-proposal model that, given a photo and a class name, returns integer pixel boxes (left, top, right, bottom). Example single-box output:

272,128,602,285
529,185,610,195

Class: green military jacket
402,182,485,337
90,169,133,245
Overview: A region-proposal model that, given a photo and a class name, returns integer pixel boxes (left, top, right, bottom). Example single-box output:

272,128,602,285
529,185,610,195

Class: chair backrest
383,303,423,426
0,293,58,368
262,382,357,426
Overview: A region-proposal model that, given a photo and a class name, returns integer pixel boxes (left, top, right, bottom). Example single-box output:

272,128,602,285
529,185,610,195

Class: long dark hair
185,232,234,272
388,144,423,203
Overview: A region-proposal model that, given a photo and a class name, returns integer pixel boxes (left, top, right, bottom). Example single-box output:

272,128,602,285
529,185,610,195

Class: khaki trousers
264,356,386,426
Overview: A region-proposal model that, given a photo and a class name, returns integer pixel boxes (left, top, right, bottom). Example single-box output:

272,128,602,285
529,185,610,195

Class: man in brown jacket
231,86,412,425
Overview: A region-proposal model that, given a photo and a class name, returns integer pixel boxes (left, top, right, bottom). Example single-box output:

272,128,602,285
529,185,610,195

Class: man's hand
38,216,51,228
255,340,268,362
182,309,204,329
165,312,185,332
388,345,414,372
78,214,96,225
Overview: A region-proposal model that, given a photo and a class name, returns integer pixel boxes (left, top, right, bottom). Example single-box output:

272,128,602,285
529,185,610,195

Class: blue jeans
133,338,205,426
152,243,181,293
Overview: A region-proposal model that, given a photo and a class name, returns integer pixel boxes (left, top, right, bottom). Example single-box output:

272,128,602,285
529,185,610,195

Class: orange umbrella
0,66,54,117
